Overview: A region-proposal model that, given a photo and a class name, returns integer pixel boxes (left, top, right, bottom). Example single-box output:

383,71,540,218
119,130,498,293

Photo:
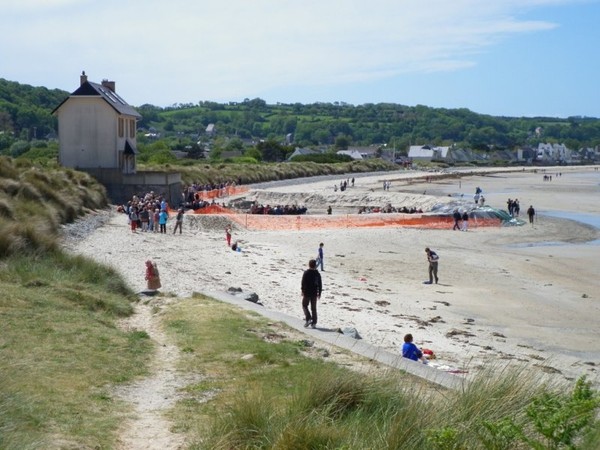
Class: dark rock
340,327,362,339
242,292,260,303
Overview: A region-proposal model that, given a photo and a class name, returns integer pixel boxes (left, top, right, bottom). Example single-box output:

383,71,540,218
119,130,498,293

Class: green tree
334,135,350,150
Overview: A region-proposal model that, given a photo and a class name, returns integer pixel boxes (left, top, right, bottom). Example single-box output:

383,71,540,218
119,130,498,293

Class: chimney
101,79,116,92
80,70,88,86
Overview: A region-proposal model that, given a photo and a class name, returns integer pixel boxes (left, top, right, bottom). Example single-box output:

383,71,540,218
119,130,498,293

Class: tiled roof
53,81,141,118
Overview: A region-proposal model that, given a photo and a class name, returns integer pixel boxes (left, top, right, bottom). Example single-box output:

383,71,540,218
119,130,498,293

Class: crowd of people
506,198,521,217
249,203,308,215
117,191,171,233
358,204,424,214
181,180,240,210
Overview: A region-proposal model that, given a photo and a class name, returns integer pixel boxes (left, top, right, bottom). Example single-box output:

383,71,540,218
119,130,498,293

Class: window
129,119,136,138
118,118,124,137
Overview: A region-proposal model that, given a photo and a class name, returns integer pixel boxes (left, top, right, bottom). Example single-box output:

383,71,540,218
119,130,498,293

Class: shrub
291,153,353,163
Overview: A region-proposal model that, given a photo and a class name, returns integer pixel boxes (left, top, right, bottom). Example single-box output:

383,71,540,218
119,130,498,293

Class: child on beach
316,243,324,271
145,260,161,291
225,225,232,246
402,333,426,363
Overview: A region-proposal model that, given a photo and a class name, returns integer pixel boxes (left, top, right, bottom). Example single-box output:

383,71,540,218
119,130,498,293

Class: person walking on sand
173,207,184,234
402,333,426,363
424,247,439,284
452,209,462,230
225,225,232,246
129,206,139,233
461,211,469,231
316,242,324,271
301,259,322,328
527,205,535,225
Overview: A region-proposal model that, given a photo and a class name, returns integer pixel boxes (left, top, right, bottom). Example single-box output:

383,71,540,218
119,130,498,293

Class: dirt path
114,297,192,450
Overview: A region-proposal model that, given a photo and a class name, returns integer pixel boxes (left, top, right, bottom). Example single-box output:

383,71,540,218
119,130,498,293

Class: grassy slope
0,157,153,449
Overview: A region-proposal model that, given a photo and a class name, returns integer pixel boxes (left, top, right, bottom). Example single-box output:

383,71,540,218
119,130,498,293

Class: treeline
140,98,600,152
2,78,600,159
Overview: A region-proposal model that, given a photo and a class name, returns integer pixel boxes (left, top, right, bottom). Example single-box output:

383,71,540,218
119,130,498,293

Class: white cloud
0,0,581,105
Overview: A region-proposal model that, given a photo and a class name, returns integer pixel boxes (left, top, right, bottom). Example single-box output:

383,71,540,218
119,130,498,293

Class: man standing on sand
301,259,322,328
527,205,535,225
173,207,184,234
424,247,439,284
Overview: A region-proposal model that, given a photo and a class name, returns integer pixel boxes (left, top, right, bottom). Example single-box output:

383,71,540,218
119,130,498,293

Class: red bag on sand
422,348,435,359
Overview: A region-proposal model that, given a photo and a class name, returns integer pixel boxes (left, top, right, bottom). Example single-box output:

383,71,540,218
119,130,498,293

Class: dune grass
154,158,398,185
164,294,600,450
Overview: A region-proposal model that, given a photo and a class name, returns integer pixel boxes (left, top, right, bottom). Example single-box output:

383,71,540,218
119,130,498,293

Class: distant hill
1,78,599,154
0,78,68,141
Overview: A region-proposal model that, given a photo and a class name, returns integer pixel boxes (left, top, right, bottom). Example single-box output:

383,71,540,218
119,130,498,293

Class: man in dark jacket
452,209,462,230
424,247,439,284
301,259,322,328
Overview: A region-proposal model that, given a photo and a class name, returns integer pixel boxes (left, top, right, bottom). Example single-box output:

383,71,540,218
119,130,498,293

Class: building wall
57,98,120,169
83,168,182,206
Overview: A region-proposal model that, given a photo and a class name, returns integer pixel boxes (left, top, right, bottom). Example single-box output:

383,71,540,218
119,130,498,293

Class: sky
1,0,599,118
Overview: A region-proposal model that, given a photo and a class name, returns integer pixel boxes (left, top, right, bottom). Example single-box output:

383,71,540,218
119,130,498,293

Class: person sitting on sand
231,241,242,252
402,333,426,363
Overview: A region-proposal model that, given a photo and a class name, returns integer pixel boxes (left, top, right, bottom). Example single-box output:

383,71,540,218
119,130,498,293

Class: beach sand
66,166,600,386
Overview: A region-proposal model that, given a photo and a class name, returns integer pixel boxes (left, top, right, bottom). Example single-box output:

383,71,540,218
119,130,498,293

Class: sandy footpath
66,166,600,387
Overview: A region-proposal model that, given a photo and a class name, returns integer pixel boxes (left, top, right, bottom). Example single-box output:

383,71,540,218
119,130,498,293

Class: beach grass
163,294,600,449
158,158,398,185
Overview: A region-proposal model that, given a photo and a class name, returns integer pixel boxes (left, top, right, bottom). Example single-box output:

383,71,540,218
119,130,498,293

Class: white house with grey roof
52,72,182,205
52,71,142,173
408,145,451,161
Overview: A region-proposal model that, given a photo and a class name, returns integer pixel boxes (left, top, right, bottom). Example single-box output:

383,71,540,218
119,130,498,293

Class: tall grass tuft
209,392,278,449
296,369,369,419
0,155,19,179
0,197,14,219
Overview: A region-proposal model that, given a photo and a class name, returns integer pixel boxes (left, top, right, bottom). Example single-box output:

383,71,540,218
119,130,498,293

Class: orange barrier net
186,206,501,231
192,205,231,214
194,186,249,201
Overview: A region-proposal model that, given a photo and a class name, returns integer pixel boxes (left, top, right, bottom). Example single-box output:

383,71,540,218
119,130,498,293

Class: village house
52,72,181,205
287,147,321,160
408,145,451,162
336,149,363,160
536,143,572,163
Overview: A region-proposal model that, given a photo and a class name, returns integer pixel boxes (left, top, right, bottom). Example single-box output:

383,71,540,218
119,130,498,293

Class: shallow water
543,210,600,229
509,210,600,247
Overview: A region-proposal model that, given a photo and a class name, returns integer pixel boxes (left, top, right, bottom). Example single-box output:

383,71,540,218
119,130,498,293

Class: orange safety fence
184,206,502,231
191,204,231,214
193,185,249,201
